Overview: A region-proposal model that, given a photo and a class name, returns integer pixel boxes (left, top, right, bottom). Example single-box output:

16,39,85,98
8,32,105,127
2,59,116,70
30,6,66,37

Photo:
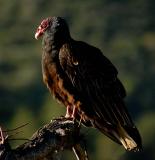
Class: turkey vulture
35,17,142,151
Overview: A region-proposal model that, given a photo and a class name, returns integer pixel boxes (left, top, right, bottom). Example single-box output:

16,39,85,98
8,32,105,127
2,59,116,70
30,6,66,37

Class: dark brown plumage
35,17,142,151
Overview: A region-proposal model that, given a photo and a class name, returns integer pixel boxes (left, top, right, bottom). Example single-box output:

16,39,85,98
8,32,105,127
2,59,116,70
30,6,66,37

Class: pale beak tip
35,32,39,40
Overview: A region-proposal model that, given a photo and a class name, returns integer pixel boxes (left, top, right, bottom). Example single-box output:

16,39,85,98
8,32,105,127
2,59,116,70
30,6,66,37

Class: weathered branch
0,117,89,160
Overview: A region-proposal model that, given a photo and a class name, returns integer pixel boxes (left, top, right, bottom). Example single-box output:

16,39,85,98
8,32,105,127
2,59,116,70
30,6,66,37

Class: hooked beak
35,26,43,40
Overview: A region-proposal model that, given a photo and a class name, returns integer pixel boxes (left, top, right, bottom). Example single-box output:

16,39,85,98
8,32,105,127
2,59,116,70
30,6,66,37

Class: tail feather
116,123,142,151
119,137,137,151
94,121,142,152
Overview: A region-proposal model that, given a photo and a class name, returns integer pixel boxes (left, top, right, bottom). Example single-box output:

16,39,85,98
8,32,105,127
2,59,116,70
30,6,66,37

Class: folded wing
59,40,142,151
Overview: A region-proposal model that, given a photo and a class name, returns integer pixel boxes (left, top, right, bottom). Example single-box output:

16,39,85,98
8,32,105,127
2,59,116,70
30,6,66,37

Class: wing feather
59,41,133,126
59,41,142,150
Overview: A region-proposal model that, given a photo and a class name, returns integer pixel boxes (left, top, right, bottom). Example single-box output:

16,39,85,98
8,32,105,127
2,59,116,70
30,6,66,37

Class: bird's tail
94,121,142,152
114,123,142,151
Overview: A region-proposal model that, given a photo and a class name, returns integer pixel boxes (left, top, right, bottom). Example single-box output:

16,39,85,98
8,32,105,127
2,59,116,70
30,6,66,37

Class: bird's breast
42,62,76,106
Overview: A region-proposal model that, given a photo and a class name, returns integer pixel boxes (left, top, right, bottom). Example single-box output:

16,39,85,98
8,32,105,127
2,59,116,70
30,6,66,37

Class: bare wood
0,117,89,160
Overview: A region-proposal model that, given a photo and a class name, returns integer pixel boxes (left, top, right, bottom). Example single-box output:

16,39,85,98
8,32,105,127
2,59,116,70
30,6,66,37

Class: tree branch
0,117,89,160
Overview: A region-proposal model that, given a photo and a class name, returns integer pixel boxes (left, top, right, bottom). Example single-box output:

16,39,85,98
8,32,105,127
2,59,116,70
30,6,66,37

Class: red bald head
35,18,51,40
35,17,71,42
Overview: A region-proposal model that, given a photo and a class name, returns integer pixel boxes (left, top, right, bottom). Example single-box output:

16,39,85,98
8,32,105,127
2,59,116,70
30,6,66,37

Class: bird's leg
65,105,78,121
78,112,84,128
65,105,73,118
0,127,4,144
71,105,78,119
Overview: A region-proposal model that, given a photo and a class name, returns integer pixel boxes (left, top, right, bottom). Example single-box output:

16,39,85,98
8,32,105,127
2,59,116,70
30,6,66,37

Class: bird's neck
42,31,71,58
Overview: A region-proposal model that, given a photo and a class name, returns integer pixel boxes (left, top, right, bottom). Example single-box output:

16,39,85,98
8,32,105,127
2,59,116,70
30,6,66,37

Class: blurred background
0,0,155,159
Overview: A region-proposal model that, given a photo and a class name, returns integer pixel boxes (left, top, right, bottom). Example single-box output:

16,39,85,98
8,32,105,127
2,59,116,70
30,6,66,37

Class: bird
35,16,142,151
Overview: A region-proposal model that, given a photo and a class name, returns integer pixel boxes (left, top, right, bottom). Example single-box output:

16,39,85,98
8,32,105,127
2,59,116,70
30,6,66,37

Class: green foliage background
0,0,155,159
